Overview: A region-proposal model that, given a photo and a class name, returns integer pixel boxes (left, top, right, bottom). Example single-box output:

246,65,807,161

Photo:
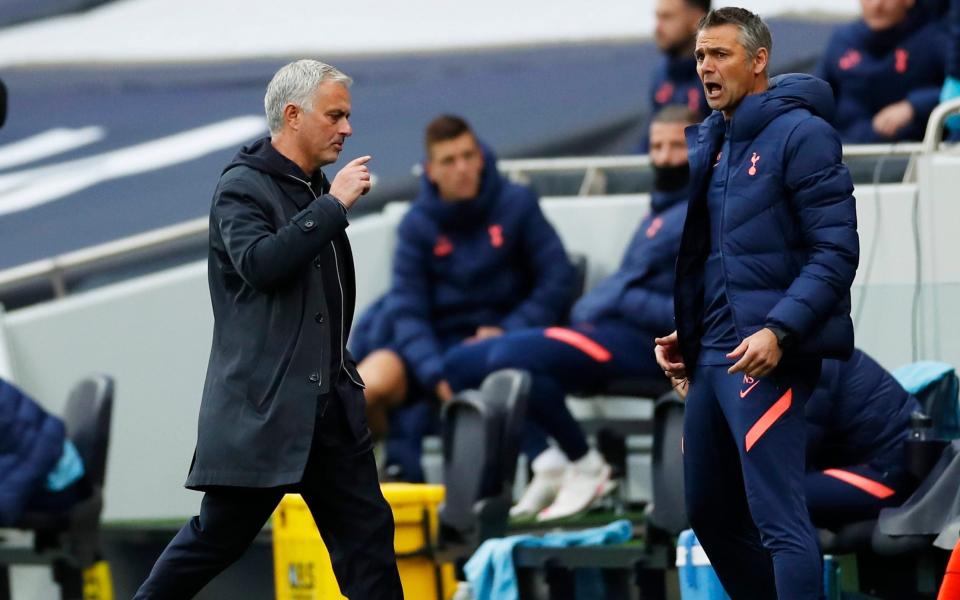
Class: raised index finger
347,155,372,167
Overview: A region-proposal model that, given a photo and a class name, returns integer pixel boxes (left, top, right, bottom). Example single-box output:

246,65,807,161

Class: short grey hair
698,7,773,61
652,104,701,125
264,59,353,136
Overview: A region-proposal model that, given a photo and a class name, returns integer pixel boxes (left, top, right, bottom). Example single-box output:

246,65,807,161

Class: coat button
315,312,325,324
308,372,320,383
314,258,322,269
304,220,316,228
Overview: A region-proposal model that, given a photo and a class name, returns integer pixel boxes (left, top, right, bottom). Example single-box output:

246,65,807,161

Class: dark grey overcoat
185,140,367,489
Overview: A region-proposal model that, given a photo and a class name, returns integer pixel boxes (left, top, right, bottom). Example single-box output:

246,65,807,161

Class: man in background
443,105,698,521
639,0,710,150
351,115,575,481
817,0,947,142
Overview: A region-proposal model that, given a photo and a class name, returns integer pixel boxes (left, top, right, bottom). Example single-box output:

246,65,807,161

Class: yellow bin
272,483,456,600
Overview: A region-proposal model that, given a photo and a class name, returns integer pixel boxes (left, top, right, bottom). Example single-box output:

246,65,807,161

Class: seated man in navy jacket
816,0,947,142
0,379,89,527
351,115,575,480
804,349,921,529
444,106,699,521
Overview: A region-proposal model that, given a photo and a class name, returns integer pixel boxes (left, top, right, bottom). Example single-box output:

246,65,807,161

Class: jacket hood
726,73,836,142
224,136,328,187
415,141,503,229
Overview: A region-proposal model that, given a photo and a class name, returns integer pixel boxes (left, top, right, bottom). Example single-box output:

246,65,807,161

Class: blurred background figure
817,0,948,142
351,115,575,482
638,0,710,150
939,0,960,134
0,378,90,527
804,349,921,530
444,105,697,521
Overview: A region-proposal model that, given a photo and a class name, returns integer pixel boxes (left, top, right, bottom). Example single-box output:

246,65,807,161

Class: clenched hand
330,155,372,209
727,328,782,377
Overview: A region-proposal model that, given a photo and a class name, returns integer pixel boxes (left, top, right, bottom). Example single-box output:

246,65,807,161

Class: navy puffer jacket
0,379,66,525
675,74,859,373
816,9,947,143
806,349,920,471
388,144,575,389
571,187,687,336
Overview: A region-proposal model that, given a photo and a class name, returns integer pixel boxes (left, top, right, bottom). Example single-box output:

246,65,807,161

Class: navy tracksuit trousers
444,321,662,462
683,363,822,600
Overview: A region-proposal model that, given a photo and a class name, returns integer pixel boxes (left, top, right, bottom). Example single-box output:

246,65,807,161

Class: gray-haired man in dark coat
134,59,403,600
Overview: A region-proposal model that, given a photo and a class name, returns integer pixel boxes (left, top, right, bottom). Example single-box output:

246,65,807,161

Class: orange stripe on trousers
822,469,896,499
744,389,792,452
544,327,612,362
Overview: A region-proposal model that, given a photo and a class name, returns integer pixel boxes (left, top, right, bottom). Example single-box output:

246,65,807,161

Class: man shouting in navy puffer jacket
655,7,859,600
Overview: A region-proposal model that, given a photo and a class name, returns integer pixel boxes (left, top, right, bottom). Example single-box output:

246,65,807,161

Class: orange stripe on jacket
822,469,896,499
745,389,792,452
544,327,612,362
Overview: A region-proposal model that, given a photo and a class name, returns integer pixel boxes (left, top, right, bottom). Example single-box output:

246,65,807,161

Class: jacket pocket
293,209,318,232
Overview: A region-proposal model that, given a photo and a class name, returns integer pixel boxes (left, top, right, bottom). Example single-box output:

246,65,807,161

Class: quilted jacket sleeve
389,213,446,390
765,117,859,340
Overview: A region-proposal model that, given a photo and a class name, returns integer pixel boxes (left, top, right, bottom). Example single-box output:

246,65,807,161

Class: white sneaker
509,447,568,518
537,449,612,521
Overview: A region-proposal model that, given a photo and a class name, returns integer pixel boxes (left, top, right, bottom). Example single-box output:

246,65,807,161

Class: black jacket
185,138,366,489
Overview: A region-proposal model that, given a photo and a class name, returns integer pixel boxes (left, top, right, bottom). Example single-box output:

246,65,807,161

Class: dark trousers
683,363,821,600
133,399,403,600
444,321,662,462
806,463,915,531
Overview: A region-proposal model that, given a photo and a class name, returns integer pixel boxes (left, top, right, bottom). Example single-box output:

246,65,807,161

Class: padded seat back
61,375,113,489
440,370,530,539
649,391,689,535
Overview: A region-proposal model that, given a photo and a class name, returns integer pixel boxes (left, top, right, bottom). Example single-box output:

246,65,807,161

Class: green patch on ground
102,519,189,530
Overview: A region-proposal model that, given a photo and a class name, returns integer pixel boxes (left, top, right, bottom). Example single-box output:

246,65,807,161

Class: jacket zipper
287,174,364,388
717,134,742,338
